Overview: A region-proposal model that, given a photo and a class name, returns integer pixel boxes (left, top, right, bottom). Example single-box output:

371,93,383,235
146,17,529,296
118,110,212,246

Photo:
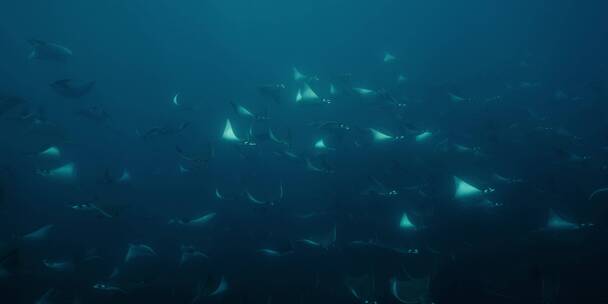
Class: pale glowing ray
384,52,396,63
39,163,76,180
187,212,217,226
233,103,255,118
370,128,394,142
215,188,227,200
38,146,60,158
178,164,190,174
222,119,241,142
453,176,482,201
399,212,416,230
415,131,432,142
23,225,53,241
330,83,337,95
293,67,306,81
298,83,319,102
209,276,228,296
589,187,608,201
449,93,467,102
314,139,333,150
546,209,579,231
124,244,157,263
246,190,267,205
353,87,375,96
117,170,131,183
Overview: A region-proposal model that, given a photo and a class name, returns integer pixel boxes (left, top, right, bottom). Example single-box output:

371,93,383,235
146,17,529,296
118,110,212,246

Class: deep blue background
1,0,608,303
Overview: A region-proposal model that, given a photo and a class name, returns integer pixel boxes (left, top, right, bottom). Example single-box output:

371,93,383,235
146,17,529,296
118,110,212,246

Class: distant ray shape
172,93,180,106
38,162,76,180
306,158,332,173
178,164,190,174
353,87,376,96
369,128,395,142
588,187,608,201
93,283,127,294
453,176,482,201
296,83,320,103
398,75,408,83
192,275,229,302
278,182,285,201
328,225,337,247
329,83,337,95
545,209,579,231
185,212,217,226
23,225,53,241
43,259,74,272
117,170,131,183
35,288,57,304
390,277,430,304
215,188,229,200
315,139,327,149
453,144,474,153
171,212,217,227
297,226,336,249
293,67,307,81
209,276,228,296
246,190,268,205
345,274,377,303
235,104,253,118
29,39,72,62
69,202,113,218
282,150,299,160
384,52,396,63
230,101,256,119
296,239,322,248
38,146,61,158
109,267,120,279
269,128,290,146
554,89,568,100
256,249,283,257
399,212,416,230
222,119,241,142
314,139,333,150
415,131,432,142
246,182,283,206
448,93,467,102
180,245,209,266
124,244,157,263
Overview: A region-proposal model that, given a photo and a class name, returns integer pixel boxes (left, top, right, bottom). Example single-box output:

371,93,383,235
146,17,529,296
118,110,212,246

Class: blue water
1,0,608,303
